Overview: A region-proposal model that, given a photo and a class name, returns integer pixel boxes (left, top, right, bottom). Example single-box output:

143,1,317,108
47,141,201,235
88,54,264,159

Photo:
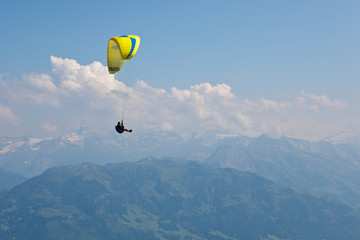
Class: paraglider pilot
115,121,132,134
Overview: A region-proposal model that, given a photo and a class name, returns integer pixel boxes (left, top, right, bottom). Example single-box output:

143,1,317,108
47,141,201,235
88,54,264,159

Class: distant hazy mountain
0,168,27,190
0,129,239,177
0,159,359,240
1,130,360,210
205,135,360,209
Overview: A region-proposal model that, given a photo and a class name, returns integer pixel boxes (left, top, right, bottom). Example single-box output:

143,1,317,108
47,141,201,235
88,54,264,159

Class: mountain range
205,135,360,209
0,129,211,177
1,130,359,210
1,158,359,240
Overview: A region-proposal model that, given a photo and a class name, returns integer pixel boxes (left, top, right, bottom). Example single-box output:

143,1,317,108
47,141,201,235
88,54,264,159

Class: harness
115,125,124,134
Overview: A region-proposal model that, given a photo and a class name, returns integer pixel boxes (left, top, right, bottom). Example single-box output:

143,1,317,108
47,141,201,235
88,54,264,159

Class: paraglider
107,35,140,134
115,121,132,134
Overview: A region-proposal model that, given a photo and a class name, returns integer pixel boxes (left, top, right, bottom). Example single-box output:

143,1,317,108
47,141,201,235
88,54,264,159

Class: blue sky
0,0,359,142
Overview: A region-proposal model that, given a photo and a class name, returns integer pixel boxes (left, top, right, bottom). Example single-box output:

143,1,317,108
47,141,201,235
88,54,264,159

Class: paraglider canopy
107,35,140,74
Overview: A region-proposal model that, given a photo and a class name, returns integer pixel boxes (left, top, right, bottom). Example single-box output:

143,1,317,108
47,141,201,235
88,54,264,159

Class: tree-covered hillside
1,158,359,240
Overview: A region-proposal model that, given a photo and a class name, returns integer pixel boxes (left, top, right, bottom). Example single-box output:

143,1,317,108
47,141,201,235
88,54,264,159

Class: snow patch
0,141,25,154
61,132,84,145
28,137,43,146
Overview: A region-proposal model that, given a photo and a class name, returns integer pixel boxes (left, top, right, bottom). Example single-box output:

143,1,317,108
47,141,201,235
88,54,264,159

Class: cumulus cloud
126,81,254,138
0,56,358,141
50,56,122,96
25,73,56,92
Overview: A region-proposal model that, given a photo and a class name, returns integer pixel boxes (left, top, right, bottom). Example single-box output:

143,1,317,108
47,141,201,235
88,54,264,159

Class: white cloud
124,81,255,138
0,104,19,124
260,98,292,111
162,122,174,131
0,56,358,141
50,56,122,96
25,73,56,92
301,90,347,110
41,122,58,132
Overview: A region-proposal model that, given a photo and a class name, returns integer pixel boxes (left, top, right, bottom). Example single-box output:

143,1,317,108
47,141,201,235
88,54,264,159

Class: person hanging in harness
115,121,132,134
